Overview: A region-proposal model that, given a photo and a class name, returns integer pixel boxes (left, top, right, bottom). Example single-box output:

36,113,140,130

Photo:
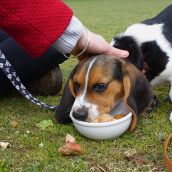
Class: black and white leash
0,50,60,110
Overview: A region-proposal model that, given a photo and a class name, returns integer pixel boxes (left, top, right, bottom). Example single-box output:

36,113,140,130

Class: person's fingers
108,46,129,58
86,32,129,58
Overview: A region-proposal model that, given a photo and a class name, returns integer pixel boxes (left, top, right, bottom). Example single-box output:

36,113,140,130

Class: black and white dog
111,4,172,122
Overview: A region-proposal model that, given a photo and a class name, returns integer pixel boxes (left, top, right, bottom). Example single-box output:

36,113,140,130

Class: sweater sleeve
0,0,73,57
52,16,84,54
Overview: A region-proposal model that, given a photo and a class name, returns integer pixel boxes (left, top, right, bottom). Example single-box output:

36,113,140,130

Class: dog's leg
168,81,172,123
170,112,172,123
168,82,172,103
164,83,172,103
164,96,172,103
146,95,159,113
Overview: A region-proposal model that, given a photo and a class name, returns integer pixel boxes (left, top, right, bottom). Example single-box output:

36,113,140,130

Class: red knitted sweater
0,0,73,57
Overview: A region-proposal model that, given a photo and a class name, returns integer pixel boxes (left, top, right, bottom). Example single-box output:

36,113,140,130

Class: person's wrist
77,28,89,49
71,27,90,57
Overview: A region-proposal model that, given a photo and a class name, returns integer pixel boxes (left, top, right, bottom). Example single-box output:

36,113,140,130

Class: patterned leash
0,50,60,110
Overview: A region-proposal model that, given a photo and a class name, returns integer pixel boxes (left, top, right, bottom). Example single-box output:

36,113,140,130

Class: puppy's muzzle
72,106,88,121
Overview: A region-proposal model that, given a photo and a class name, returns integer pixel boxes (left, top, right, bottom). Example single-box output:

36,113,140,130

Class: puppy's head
55,55,154,131
69,56,124,122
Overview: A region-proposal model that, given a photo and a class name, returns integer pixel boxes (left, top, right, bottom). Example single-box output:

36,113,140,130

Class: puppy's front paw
164,96,172,103
146,95,159,113
55,108,72,124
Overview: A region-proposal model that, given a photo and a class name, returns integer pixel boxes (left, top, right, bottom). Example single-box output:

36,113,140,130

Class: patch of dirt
125,153,147,165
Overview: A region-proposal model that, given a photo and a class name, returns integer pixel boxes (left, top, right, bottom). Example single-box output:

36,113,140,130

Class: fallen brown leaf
58,142,83,155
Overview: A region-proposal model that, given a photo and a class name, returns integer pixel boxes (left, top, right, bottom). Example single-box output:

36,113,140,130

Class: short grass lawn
1,0,172,171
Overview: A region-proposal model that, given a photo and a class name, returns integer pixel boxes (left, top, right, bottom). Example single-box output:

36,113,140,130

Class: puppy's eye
73,81,80,93
93,83,107,92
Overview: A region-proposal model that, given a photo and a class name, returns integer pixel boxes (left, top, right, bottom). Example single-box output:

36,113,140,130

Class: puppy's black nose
72,106,88,121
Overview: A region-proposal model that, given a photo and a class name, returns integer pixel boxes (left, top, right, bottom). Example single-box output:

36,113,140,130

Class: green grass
1,0,172,171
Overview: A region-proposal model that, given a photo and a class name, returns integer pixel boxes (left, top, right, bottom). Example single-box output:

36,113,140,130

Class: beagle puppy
55,55,155,131
110,4,172,121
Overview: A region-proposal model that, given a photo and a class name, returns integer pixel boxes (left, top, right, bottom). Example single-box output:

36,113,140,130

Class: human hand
71,28,129,61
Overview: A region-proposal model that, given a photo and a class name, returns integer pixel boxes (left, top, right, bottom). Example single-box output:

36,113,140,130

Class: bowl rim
70,112,132,127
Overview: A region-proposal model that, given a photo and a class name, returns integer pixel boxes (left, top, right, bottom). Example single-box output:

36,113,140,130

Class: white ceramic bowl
70,112,132,140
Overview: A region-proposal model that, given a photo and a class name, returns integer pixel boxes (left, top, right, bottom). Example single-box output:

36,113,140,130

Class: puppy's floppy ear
55,66,78,124
121,62,154,131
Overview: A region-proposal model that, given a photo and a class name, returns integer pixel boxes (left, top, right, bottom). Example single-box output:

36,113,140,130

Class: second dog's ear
112,36,143,70
121,62,154,131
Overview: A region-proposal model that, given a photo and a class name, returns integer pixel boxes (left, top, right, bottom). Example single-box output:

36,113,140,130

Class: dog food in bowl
93,114,125,123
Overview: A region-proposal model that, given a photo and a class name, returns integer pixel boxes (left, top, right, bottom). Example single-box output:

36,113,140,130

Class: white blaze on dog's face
69,55,124,122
